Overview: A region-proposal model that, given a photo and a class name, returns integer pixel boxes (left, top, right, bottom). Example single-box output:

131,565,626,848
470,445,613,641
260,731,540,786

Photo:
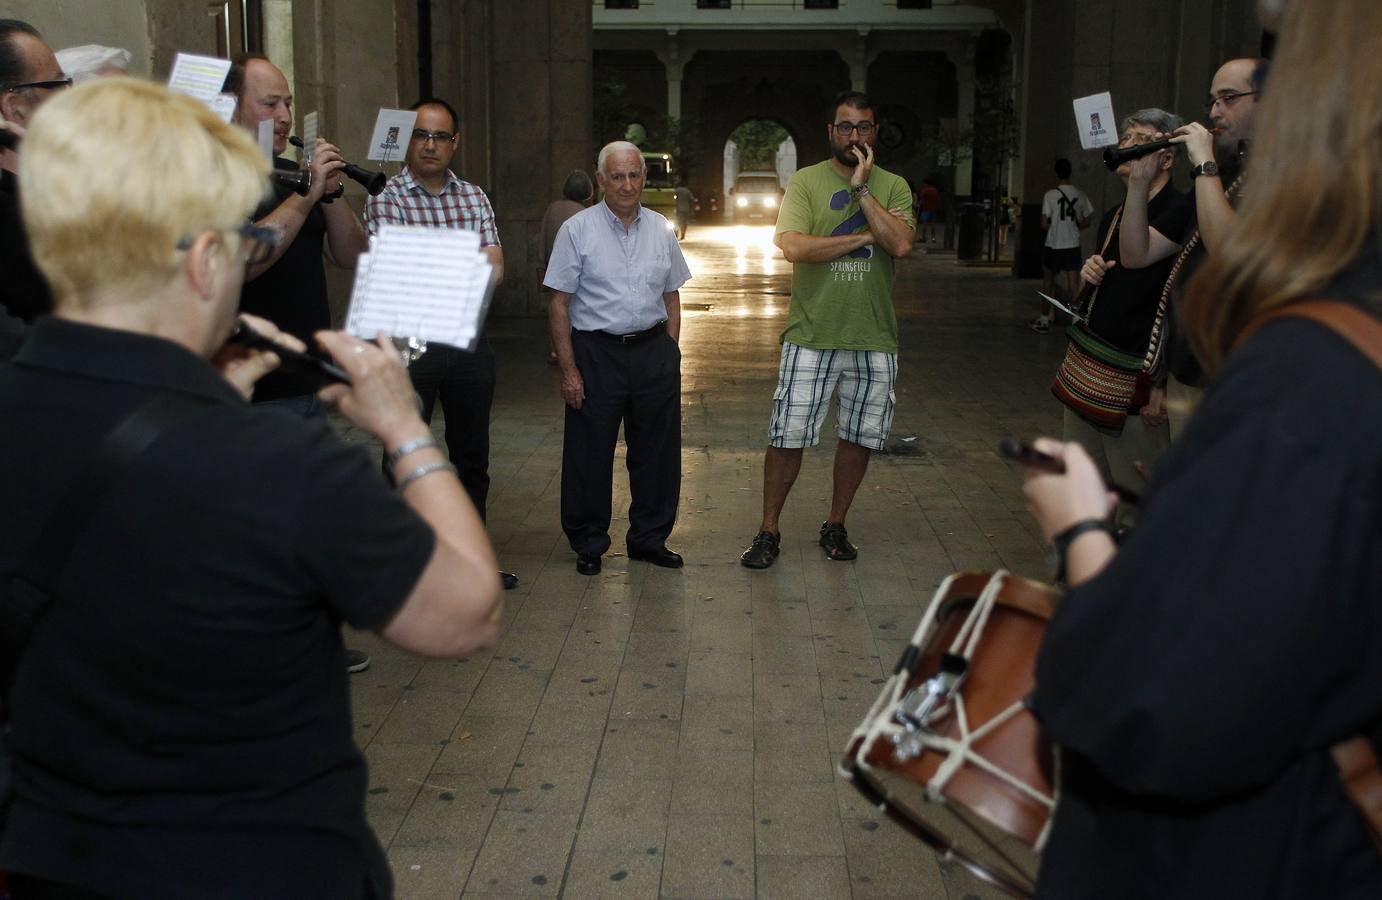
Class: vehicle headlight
762,196,777,209
736,196,749,208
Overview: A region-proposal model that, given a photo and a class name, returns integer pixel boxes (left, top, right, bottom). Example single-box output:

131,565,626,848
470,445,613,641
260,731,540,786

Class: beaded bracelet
396,461,457,493
386,436,439,469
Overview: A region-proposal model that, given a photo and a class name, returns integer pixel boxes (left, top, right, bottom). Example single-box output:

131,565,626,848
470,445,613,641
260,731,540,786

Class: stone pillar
467,0,592,317
945,35,976,200
846,30,869,91
662,31,685,123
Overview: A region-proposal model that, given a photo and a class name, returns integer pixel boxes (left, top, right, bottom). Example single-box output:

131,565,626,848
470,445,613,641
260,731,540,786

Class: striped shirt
363,166,500,245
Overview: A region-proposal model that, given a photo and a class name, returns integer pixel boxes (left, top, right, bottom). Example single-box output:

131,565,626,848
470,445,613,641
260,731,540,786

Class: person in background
540,170,594,365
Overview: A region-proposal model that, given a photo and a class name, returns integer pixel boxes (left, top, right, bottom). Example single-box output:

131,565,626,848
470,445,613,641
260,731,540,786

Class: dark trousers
562,329,681,556
406,337,495,520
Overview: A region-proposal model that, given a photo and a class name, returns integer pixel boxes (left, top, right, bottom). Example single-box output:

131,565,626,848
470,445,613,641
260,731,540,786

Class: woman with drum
1021,0,1382,896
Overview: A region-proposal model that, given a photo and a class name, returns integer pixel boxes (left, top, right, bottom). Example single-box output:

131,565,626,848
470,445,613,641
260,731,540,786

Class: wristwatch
321,183,346,203
1190,160,1219,179
850,183,870,199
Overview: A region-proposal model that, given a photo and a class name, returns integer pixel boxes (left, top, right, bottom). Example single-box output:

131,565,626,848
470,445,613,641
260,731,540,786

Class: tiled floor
344,225,1070,898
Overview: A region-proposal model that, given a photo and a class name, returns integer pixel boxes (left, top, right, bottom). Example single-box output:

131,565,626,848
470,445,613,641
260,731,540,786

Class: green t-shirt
774,160,913,353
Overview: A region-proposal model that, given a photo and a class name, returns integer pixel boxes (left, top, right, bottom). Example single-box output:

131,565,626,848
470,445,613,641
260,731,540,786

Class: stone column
945,35,976,200
846,30,869,91
661,30,686,123
468,0,592,317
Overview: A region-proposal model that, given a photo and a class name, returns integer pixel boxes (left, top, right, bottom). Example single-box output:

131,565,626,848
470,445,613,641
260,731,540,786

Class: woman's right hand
315,331,428,445
1022,438,1117,544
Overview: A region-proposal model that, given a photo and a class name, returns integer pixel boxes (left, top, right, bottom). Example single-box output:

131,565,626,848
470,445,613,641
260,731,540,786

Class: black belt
578,320,667,344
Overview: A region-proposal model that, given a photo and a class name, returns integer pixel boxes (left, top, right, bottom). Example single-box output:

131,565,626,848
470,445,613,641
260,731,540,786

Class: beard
834,145,862,167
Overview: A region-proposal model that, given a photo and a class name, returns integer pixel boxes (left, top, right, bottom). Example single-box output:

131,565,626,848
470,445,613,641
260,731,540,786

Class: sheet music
1036,290,1088,323
167,53,232,102
344,225,494,351
300,111,319,170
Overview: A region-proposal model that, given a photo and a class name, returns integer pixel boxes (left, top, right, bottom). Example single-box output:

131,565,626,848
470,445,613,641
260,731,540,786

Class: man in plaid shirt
364,97,515,590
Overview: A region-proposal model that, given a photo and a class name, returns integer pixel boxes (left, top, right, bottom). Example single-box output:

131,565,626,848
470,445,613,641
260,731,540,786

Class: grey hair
597,140,644,176
1121,107,1184,136
56,44,132,83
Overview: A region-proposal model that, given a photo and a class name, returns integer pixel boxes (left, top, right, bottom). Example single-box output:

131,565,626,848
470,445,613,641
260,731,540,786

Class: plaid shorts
768,342,897,450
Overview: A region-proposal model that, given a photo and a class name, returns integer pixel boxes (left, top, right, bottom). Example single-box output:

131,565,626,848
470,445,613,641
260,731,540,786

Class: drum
840,571,1061,898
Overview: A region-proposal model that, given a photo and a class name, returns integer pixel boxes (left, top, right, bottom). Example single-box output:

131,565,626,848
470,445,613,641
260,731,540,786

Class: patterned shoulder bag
1049,206,1165,431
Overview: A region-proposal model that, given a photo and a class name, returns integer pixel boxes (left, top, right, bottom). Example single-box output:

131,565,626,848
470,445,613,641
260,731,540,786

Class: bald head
1207,58,1263,150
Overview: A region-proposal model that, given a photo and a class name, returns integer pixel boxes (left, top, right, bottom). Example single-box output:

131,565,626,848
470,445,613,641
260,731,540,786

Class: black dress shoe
628,546,684,569
500,571,518,590
576,554,601,576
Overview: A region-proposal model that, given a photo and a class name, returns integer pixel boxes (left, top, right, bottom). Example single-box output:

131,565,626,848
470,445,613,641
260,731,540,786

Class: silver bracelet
396,461,456,493
851,183,871,200
386,436,438,468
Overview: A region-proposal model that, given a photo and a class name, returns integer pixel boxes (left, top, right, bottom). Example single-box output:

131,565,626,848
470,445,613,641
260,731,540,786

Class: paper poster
366,108,418,162
167,53,232,102
1073,92,1118,150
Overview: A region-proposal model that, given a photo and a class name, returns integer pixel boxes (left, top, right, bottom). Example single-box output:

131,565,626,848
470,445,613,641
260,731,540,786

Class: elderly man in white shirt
543,141,692,576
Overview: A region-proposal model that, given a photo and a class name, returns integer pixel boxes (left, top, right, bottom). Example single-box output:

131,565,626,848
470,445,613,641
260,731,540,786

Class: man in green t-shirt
740,91,915,570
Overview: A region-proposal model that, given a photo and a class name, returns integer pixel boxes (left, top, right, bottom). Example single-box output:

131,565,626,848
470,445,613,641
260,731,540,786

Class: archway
722,118,796,223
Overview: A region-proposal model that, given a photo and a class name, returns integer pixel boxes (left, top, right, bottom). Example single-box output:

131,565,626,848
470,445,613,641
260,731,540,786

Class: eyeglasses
1117,131,1159,147
176,223,280,266
832,121,876,136
1202,90,1257,113
411,128,456,144
5,77,73,92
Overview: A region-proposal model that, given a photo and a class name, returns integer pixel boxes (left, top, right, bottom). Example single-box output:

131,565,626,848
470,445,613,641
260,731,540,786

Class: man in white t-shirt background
1033,157,1092,333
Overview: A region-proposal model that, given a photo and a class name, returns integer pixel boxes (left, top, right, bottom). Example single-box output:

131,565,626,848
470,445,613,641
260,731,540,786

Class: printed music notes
344,225,495,352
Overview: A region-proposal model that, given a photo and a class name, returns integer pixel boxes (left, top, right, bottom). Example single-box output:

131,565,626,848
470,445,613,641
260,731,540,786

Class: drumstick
999,439,1141,505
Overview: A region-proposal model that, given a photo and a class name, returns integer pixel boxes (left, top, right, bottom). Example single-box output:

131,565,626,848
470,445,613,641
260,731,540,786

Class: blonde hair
1183,0,1382,374
20,77,269,308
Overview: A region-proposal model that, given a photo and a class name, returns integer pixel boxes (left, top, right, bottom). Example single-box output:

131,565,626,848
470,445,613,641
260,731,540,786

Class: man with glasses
1059,109,1191,526
0,19,69,329
740,90,914,570
365,98,518,592
1118,58,1263,439
226,53,368,419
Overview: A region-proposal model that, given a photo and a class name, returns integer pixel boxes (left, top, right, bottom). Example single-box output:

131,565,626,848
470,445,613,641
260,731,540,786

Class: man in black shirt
1119,58,1262,439
227,53,368,416
0,19,68,332
1063,109,1192,521
1,77,502,900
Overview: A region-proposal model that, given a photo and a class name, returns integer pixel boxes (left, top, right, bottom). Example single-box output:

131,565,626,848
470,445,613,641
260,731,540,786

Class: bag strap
1333,737,1382,855
1147,175,1246,379
1,391,206,704
1079,206,1124,320
1235,299,1382,368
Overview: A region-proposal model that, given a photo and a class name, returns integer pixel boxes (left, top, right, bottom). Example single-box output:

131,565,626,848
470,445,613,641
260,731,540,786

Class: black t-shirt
1032,252,1382,899
240,157,332,401
1086,184,1191,355
0,319,436,899
0,168,52,323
